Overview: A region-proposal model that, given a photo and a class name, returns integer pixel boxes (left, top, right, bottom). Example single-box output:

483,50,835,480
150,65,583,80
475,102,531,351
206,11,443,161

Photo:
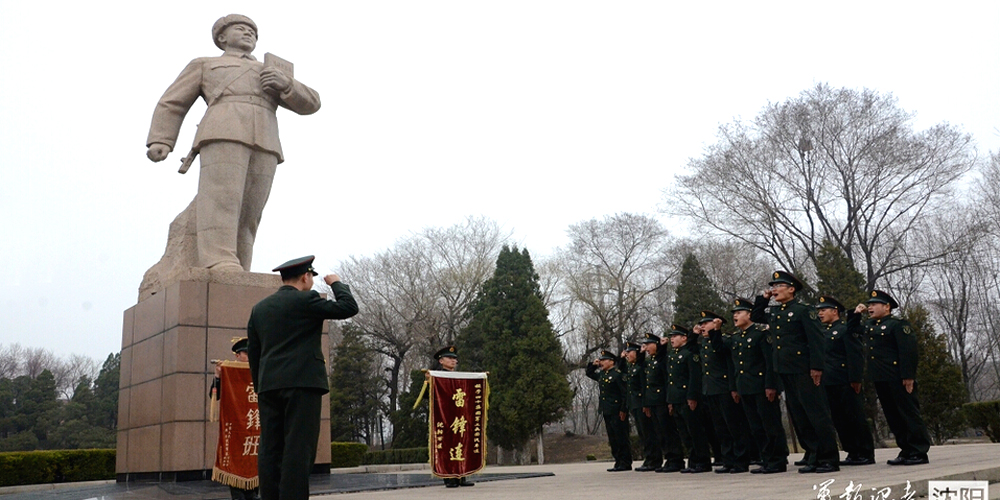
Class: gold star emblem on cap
774,272,780,279
872,291,877,297
820,297,825,303
701,312,706,317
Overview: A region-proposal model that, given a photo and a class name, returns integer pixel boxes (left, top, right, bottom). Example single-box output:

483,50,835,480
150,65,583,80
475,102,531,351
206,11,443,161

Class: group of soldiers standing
587,270,932,475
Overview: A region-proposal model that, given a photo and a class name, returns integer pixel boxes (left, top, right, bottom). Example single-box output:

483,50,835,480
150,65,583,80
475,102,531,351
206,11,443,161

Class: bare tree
0,343,24,379
22,347,57,379
668,83,977,289
555,213,676,364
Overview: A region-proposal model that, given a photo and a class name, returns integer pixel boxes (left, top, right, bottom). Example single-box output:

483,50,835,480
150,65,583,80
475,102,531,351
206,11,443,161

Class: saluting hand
854,304,867,314
324,274,341,286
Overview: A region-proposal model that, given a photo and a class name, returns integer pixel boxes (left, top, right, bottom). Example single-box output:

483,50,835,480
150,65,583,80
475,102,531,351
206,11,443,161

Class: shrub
0,449,115,487
962,401,1000,443
330,442,369,468
362,447,428,465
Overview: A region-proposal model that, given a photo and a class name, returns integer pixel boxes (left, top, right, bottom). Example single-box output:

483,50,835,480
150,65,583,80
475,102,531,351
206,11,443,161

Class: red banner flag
429,371,489,478
212,361,260,490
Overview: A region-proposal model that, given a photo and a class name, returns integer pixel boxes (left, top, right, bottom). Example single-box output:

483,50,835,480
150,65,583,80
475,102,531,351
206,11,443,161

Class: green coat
751,296,825,374
859,315,917,382
247,282,359,394
699,329,735,396
586,363,628,415
621,358,645,411
642,346,669,407
731,324,782,395
667,343,701,405
822,314,865,385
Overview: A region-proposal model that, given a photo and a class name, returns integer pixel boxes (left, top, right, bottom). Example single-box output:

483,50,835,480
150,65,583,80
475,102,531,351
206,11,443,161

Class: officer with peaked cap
429,346,476,486
248,256,358,500
641,333,685,472
816,296,875,466
586,350,632,472
666,325,712,473
853,290,931,466
697,311,752,473
621,342,658,471
731,298,788,474
752,271,840,474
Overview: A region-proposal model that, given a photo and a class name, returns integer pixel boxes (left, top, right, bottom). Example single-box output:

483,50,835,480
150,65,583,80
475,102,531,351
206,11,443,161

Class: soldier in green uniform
751,271,839,474
621,342,660,471
666,325,712,473
731,298,788,474
853,290,931,466
640,333,686,472
696,311,752,473
586,350,632,472
247,256,358,500
816,296,875,466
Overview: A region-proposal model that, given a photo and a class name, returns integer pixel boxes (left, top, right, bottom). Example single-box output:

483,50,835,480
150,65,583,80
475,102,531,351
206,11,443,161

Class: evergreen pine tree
457,246,573,454
903,306,967,444
672,253,727,327
815,240,868,306
390,370,430,448
329,324,382,444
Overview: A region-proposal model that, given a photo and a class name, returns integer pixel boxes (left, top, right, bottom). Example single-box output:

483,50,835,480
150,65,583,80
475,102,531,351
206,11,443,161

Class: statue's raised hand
147,143,171,162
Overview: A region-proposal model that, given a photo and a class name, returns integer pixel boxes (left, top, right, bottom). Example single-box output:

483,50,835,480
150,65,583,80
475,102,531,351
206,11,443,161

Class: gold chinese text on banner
429,371,489,478
211,361,260,490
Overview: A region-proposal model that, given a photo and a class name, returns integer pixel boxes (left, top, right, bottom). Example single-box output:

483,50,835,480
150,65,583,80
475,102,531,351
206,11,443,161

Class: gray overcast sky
1,1,998,362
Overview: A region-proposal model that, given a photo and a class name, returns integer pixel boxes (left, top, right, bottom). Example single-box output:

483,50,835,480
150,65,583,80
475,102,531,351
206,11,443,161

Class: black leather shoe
459,477,475,487
761,465,787,474
715,466,733,474
798,465,817,473
903,456,929,466
608,466,632,472
841,456,875,466
690,464,712,473
444,479,459,488
634,465,657,472
815,463,839,473
656,464,682,473
794,459,809,466
887,456,907,466
729,466,749,474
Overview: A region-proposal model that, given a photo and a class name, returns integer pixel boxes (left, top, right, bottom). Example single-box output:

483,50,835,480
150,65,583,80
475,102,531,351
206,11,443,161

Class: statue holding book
140,14,321,298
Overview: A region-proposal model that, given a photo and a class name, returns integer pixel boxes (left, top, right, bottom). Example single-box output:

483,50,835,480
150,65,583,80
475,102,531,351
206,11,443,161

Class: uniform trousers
780,373,839,465
649,405,685,466
705,393,752,467
825,384,874,460
630,407,661,467
673,404,711,466
257,388,323,500
197,141,278,270
740,392,789,469
603,413,633,469
874,381,931,459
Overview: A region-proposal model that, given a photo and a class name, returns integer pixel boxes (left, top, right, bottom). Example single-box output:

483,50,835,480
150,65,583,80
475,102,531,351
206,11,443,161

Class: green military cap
640,332,661,344
624,342,641,352
731,297,753,312
669,324,691,337
816,295,845,312
768,270,804,291
866,290,899,309
212,14,258,50
231,337,249,353
698,310,727,325
434,346,458,359
273,255,319,279
599,349,617,361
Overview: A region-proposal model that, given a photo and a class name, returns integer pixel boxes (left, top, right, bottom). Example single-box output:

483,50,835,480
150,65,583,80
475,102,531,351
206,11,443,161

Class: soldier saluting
853,291,931,466
585,350,632,472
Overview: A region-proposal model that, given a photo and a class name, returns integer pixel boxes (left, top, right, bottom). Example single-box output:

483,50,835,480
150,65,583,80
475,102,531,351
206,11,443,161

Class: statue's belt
212,95,278,112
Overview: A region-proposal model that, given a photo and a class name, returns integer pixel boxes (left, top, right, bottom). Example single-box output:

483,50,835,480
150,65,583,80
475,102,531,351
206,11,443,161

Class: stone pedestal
117,271,332,482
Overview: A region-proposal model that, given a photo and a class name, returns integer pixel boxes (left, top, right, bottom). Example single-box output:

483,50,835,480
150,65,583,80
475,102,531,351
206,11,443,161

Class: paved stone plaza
2,444,997,500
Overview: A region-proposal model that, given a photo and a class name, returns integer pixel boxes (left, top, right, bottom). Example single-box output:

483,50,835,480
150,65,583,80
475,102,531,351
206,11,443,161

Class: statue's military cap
816,295,846,311
434,346,458,359
866,290,899,309
212,14,258,50
768,270,804,291
273,255,319,279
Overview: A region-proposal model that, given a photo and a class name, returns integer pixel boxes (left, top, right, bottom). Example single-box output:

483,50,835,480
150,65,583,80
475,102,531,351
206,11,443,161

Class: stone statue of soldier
143,14,321,287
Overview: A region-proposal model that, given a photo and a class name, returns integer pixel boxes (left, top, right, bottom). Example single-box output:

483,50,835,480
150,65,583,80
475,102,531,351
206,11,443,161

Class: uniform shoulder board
902,325,913,335
692,354,700,363
766,334,774,344
759,324,770,331
809,310,818,320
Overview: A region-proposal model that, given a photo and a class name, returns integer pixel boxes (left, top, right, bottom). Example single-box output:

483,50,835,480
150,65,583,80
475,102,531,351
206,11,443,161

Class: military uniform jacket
857,315,917,382
751,296,825,374
667,343,701,405
699,329,735,396
822,314,865,386
147,53,322,162
586,363,628,416
731,324,782,395
247,282,358,394
621,358,645,411
642,347,669,407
